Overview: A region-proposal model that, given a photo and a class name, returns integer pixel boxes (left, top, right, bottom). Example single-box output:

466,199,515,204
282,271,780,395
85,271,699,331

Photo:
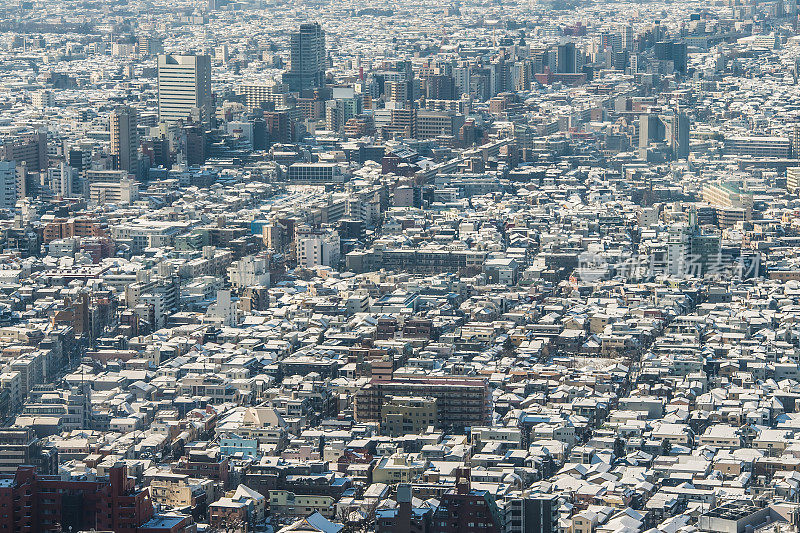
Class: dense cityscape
2,0,800,532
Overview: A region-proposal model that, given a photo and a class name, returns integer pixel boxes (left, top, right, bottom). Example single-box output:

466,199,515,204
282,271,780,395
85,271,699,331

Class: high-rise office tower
240,80,291,110
613,50,629,70
283,23,326,93
157,54,213,125
664,112,690,160
385,80,413,106
0,132,47,171
0,162,17,210
654,41,688,74
640,111,690,160
326,88,363,132
611,33,622,52
68,146,92,177
793,124,800,157
110,106,139,178
424,74,457,100
671,42,688,74
620,24,634,51
639,113,665,149
138,35,163,57
47,162,75,198
629,54,640,74
556,42,577,74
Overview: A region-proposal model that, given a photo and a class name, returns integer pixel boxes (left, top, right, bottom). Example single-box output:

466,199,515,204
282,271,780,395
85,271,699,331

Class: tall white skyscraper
157,54,213,124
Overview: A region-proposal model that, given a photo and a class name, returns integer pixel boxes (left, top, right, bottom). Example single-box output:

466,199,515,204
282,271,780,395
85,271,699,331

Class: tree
613,437,625,459
661,439,672,456
336,497,380,533
501,336,515,357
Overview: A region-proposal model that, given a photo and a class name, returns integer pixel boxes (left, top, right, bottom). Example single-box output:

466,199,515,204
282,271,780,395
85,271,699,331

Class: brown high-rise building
0,132,47,171
42,217,106,244
263,111,294,144
430,469,502,533
376,483,433,533
0,429,56,475
51,293,90,335
354,376,490,431
110,106,139,178
0,464,154,533
423,74,456,100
